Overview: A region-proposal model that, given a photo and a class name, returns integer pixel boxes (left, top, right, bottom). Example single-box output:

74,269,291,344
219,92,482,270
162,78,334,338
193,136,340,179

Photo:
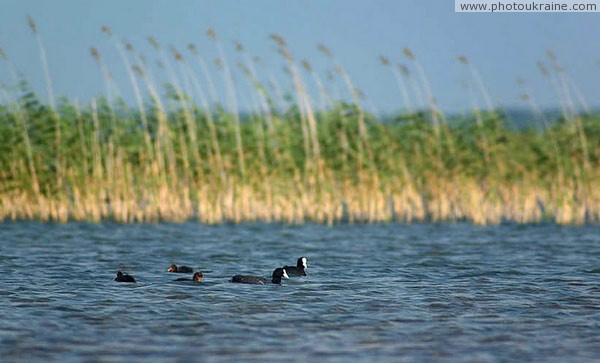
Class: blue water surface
1,222,599,362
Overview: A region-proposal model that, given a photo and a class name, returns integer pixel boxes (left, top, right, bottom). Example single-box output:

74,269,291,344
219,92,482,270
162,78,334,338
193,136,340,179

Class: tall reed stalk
319,44,376,175
273,34,321,178
403,48,441,137
458,55,491,163
380,56,413,114
102,27,155,162
207,28,246,178
28,15,62,190
0,49,40,195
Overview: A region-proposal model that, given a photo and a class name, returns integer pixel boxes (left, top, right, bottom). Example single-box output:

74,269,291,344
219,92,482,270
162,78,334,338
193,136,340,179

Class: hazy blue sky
0,0,598,114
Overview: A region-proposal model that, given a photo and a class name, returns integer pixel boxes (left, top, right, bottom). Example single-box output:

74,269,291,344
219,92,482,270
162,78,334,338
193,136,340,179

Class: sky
0,0,598,115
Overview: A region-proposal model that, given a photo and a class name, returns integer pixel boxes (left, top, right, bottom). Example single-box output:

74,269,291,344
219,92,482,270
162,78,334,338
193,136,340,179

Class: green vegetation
0,22,598,224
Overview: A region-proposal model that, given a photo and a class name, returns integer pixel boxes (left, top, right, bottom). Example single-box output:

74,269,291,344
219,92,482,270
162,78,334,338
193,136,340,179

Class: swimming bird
114,270,136,283
231,268,289,285
284,257,307,276
168,264,194,273
174,272,203,282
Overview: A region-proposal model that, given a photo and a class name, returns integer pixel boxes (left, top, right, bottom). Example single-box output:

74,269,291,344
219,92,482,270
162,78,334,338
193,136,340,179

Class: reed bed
0,21,598,225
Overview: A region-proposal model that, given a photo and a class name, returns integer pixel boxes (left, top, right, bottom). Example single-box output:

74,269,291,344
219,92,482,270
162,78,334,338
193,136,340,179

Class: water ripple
1,222,599,362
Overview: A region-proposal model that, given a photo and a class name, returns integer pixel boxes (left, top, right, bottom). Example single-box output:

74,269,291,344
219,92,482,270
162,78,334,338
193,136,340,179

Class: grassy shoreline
1,98,598,225
1,23,598,225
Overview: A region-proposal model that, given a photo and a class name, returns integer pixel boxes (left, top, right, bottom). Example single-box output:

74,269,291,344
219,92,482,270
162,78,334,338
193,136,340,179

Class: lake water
1,222,599,362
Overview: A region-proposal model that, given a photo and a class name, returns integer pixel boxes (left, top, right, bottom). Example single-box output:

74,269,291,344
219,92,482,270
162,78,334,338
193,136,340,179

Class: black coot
168,264,194,273
114,270,136,283
174,271,203,282
284,257,307,276
231,268,289,285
